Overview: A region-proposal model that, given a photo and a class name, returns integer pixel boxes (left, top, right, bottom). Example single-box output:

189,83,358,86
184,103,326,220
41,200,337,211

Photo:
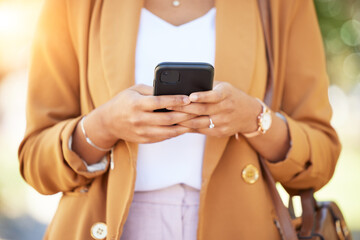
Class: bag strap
257,0,298,239
298,190,316,237
257,0,274,107
259,156,299,240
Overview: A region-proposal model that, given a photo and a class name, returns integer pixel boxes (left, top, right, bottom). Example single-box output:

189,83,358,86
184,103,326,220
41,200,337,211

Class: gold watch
243,98,272,138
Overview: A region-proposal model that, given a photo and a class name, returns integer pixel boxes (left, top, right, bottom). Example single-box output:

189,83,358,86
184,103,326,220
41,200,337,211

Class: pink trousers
120,184,200,240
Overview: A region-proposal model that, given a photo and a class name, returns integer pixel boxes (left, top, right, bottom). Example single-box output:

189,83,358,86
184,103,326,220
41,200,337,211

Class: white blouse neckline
142,7,216,29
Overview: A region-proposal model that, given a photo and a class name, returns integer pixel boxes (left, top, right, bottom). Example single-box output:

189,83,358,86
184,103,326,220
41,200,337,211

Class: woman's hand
169,81,261,137
72,84,196,165
169,81,291,161
98,84,195,144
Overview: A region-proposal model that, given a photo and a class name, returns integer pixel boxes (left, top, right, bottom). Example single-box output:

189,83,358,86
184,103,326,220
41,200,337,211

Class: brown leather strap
257,0,274,106
259,158,298,240
257,0,298,239
298,190,315,237
287,190,316,237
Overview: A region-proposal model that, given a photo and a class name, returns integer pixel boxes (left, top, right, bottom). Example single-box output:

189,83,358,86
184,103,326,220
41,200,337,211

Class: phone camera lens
160,70,180,84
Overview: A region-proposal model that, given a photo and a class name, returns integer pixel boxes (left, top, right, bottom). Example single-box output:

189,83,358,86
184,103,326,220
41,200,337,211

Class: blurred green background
0,0,359,239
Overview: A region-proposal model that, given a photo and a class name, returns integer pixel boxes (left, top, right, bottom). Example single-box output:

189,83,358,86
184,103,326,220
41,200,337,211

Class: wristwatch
243,98,272,138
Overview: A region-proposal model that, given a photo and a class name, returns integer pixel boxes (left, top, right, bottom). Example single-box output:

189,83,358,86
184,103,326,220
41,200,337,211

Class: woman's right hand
72,84,195,164
93,84,194,145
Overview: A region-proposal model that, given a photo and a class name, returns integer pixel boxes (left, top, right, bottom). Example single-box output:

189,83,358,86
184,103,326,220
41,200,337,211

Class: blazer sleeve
266,0,341,192
18,0,108,195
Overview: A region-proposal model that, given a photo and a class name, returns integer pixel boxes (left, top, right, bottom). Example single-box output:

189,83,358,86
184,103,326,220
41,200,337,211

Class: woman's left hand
169,81,261,137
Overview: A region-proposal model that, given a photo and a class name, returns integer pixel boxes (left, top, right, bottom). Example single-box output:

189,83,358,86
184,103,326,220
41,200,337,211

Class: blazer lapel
100,0,143,99
202,0,258,182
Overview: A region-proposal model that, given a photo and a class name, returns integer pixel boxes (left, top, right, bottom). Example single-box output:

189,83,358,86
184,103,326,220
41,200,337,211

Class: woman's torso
134,7,216,191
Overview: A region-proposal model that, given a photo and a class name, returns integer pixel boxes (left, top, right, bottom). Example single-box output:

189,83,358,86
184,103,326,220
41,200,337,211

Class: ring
209,117,215,129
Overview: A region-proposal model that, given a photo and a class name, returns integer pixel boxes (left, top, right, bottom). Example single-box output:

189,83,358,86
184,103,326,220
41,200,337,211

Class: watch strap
242,98,271,138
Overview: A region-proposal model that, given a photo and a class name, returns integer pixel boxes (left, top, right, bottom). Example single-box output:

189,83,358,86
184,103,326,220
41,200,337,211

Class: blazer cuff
61,117,109,178
265,112,310,183
68,135,108,172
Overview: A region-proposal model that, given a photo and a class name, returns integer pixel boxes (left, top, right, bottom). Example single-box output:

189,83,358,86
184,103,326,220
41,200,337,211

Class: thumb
131,84,153,96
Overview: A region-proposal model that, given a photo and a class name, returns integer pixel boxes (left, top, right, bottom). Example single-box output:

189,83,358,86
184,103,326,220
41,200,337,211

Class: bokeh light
340,19,360,47
343,53,360,79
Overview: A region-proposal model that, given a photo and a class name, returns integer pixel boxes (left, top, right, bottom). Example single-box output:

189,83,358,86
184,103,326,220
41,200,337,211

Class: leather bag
257,0,352,239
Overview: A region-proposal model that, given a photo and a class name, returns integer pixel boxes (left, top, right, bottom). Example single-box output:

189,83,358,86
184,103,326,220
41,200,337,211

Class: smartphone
154,62,214,95
153,62,214,111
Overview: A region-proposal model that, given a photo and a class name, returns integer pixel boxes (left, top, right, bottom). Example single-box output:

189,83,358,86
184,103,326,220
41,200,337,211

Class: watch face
260,112,272,131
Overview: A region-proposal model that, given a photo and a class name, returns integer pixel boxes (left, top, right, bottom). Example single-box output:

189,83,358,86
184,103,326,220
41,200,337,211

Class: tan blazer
19,0,341,239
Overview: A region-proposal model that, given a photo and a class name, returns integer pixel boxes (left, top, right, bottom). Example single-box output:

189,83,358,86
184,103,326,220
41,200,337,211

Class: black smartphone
153,62,214,111
154,62,214,96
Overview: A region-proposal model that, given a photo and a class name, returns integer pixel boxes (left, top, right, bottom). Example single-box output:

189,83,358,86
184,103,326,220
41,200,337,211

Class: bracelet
80,116,112,152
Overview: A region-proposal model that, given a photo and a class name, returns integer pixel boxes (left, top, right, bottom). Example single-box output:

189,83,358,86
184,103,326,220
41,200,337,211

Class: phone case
153,62,214,96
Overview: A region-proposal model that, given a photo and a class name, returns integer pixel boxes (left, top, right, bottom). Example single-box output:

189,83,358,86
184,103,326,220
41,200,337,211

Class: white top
134,8,216,191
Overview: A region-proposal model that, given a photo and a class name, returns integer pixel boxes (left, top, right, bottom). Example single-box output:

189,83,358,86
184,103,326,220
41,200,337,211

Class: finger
138,125,192,143
195,123,234,137
189,83,227,103
193,128,218,136
143,112,197,126
178,115,233,138
177,115,213,129
131,84,153,96
140,95,190,111
167,102,218,115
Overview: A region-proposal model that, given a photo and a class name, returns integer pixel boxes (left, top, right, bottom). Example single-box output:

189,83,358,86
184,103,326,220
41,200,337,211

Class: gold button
91,222,107,240
242,164,259,184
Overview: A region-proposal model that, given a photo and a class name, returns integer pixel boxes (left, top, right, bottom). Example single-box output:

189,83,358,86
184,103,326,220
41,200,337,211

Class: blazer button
91,222,107,240
242,164,259,184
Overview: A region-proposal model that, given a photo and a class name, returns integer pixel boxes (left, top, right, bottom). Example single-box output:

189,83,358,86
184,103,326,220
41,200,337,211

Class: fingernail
183,97,190,104
190,94,198,102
